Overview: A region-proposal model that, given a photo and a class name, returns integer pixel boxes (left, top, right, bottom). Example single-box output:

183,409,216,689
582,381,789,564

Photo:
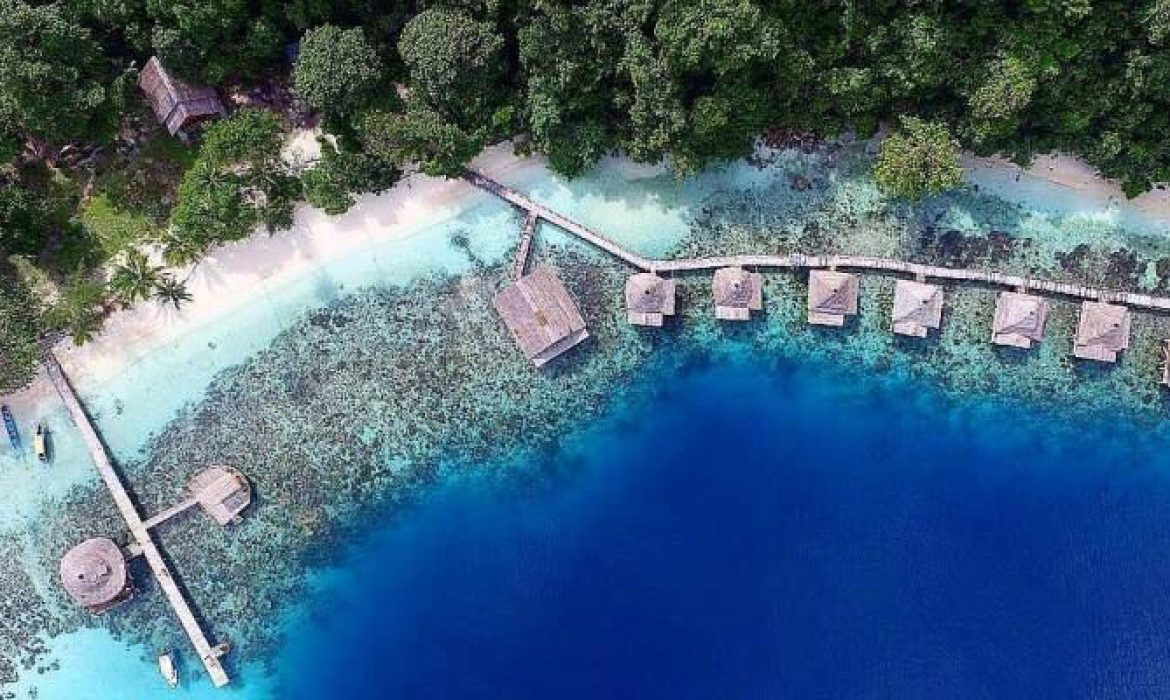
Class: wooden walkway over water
44,355,231,688
465,171,1170,312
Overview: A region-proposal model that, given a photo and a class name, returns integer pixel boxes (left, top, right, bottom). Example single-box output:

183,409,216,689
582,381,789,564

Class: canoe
34,425,48,463
1,405,18,452
158,652,179,689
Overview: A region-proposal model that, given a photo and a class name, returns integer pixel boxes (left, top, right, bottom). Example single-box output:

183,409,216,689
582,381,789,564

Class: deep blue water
279,359,1170,699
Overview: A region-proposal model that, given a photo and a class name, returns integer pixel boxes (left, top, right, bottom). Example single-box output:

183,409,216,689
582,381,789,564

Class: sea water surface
275,359,1170,699
9,147,1170,699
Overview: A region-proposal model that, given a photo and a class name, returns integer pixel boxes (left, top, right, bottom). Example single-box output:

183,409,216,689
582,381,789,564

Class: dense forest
3,0,1170,390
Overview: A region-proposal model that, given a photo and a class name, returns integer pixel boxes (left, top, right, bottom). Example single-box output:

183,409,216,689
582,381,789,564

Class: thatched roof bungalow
1073,301,1130,363
991,292,1049,349
891,280,943,337
189,465,252,526
493,266,589,367
138,57,226,136
712,267,763,321
59,538,132,614
626,273,676,327
807,270,859,326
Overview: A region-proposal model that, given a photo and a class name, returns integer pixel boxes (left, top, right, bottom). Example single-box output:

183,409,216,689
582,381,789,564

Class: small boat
1,405,18,452
33,424,49,463
158,651,179,689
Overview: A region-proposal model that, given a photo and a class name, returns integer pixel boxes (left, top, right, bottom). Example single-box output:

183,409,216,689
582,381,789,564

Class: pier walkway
44,355,231,688
514,211,539,280
465,171,1170,313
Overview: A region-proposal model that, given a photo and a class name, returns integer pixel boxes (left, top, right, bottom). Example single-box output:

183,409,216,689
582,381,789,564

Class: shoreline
3,146,1168,411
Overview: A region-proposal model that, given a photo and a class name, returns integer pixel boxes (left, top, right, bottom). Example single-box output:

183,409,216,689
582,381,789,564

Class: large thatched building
891,280,943,337
991,292,1049,349
59,538,132,614
807,270,859,326
1073,301,1130,363
138,57,226,136
625,273,676,326
712,267,763,321
493,267,589,367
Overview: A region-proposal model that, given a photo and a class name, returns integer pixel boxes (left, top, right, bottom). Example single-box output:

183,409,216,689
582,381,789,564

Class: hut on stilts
493,267,589,367
59,538,133,614
712,267,763,321
1073,301,1130,363
891,280,943,337
625,273,676,327
991,292,1049,349
807,270,859,327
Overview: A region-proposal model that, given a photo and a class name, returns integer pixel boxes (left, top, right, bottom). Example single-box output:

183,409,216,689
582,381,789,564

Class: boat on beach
1,405,19,452
158,651,179,688
34,425,49,463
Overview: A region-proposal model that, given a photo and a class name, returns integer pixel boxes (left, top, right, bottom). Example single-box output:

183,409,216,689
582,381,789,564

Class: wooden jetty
467,170,1170,313
513,212,538,280
44,355,231,688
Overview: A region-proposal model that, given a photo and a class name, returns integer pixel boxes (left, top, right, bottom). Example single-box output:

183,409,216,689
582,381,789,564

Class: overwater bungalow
891,280,943,337
991,292,1049,348
712,267,763,321
138,57,226,136
625,272,676,327
59,537,133,614
807,270,859,327
189,466,252,526
1073,301,1130,363
493,266,590,367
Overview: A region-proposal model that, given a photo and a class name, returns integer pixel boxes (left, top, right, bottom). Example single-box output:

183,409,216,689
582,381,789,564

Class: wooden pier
44,355,231,688
466,171,1170,313
514,211,538,280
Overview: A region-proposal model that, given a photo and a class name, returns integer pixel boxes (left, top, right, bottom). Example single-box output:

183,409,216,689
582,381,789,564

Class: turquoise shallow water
7,144,1170,698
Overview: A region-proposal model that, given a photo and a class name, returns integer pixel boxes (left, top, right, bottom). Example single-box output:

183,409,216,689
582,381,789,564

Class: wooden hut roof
1073,301,1130,362
991,292,1049,348
807,270,859,326
625,273,676,327
891,280,943,337
189,465,252,526
493,266,589,367
712,267,763,321
59,538,131,613
138,57,225,136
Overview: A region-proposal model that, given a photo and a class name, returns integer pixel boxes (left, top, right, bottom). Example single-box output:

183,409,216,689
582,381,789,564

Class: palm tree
153,274,193,310
108,250,161,308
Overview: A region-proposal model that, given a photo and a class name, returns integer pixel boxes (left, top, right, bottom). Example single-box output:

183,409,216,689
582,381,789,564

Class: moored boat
1,405,18,452
158,651,179,688
34,424,49,463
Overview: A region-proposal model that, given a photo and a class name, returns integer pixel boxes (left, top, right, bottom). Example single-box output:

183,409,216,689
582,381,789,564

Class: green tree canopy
358,107,481,178
398,8,505,127
0,0,110,145
0,267,41,393
874,117,964,200
294,25,386,117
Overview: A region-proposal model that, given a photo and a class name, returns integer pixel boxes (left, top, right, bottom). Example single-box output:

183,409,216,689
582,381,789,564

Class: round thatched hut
59,537,132,614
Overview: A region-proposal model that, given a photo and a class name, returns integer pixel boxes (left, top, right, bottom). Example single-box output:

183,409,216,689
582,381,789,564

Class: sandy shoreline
4,146,1170,414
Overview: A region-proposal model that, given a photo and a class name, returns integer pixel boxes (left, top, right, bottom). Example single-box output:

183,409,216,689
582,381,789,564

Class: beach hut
991,292,1049,348
891,280,943,337
138,57,226,136
712,267,763,321
625,273,676,327
807,270,859,326
493,266,590,367
59,538,132,614
1073,301,1130,363
188,465,252,526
